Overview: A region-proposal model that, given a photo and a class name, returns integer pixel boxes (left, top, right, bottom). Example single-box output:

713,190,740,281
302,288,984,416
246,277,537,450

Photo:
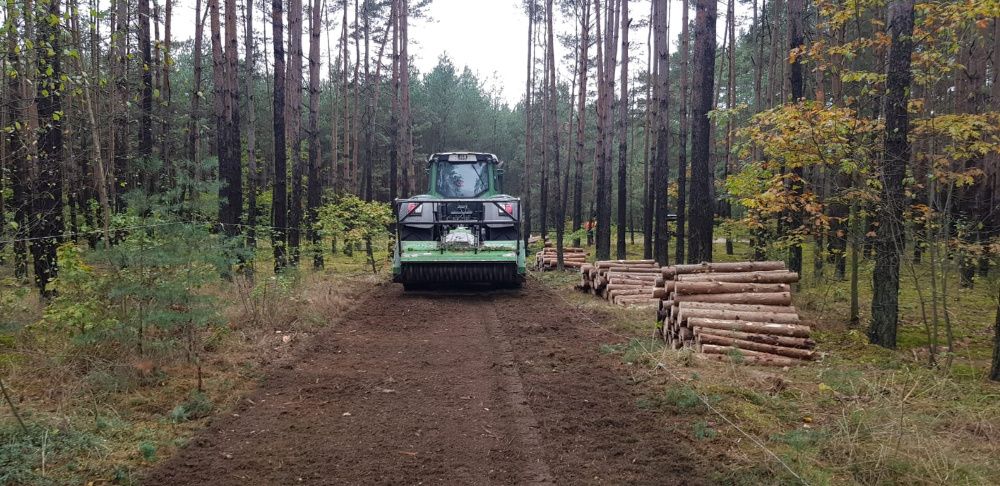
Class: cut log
676,308,800,326
609,289,656,299
597,259,657,267
675,271,799,284
606,272,659,280
673,292,792,306
605,284,651,291
604,266,662,273
696,333,816,360
677,302,798,314
673,282,790,295
696,352,806,367
691,327,815,349
663,261,787,277
687,317,811,338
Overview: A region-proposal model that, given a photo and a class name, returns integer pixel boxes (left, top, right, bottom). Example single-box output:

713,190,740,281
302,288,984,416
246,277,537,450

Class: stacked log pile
577,260,661,308
534,247,588,270
655,261,817,366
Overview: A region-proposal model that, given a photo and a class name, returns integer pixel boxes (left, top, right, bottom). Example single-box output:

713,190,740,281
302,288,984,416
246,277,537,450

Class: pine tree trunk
307,0,323,268
523,0,535,248
161,0,172,187
642,0,654,260
341,0,351,193
616,0,630,260
400,0,412,198
676,0,690,264
687,0,717,263
869,0,914,349
652,0,670,266
139,0,153,189
189,0,204,195
786,0,805,274
112,0,128,211
539,23,549,242
5,0,27,280
722,0,736,256
224,0,242,241
272,0,289,271
389,0,400,202
32,0,66,296
545,0,564,268
245,0,258,252
572,1,589,248
287,0,304,263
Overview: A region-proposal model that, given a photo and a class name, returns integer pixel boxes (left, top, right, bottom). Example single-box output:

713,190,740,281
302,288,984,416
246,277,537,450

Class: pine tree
687,0,717,263
272,0,289,271
869,0,915,349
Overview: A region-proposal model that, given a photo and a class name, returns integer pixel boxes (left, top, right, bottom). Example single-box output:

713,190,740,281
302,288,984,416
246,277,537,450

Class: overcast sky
166,0,745,105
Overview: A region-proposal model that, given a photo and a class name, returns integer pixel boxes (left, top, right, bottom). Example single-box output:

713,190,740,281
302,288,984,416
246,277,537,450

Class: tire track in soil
145,280,708,485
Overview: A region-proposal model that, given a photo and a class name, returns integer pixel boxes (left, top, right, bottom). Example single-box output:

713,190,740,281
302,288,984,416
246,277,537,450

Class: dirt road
145,280,708,485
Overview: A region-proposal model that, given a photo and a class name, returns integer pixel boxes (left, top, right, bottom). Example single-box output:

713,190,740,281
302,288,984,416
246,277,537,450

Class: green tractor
392,152,525,289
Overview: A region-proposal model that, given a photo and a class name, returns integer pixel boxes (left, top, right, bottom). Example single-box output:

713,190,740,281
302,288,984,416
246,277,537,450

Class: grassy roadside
535,239,1000,485
0,249,384,485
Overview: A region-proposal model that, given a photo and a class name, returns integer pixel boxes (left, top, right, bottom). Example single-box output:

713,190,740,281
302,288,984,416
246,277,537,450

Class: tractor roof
427,152,500,164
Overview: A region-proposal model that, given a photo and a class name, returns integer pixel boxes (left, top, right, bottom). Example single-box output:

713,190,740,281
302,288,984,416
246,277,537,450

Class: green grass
536,236,1000,485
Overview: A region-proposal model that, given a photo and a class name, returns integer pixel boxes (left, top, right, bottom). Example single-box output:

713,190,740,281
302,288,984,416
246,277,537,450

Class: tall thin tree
676,0,690,263
287,0,304,262
307,0,323,268
545,0,564,268
32,0,66,295
869,0,915,349
272,0,289,271
687,0,717,263
616,0,630,260
572,0,590,248
652,0,670,266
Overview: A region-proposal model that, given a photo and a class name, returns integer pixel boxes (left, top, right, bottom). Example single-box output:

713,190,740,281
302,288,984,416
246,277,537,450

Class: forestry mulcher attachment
393,152,526,289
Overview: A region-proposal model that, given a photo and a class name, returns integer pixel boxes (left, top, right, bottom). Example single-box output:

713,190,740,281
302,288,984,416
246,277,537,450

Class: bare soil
145,280,710,485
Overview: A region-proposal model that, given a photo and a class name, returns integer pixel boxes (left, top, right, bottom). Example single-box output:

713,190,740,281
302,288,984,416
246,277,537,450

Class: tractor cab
427,152,502,198
392,152,525,288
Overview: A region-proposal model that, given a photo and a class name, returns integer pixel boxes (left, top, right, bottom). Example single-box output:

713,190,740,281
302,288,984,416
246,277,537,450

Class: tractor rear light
502,203,514,215
407,202,422,215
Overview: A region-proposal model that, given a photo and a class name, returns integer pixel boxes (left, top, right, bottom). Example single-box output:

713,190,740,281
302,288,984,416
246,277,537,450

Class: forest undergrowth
0,242,382,485
539,239,1000,486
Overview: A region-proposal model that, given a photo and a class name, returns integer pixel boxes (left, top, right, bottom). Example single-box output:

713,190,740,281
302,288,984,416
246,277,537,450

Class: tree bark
223,0,242,241
652,0,670,266
676,0,690,264
5,0,27,280
399,0,412,198
786,0,805,274
307,0,323,268
688,317,810,338
687,0,717,263
245,0,258,252
31,0,66,295
188,0,204,194
523,0,535,248
572,1,590,248
545,0,564,268
272,0,289,271
138,0,153,190
616,0,630,260
389,0,400,202
869,0,914,349
287,0,304,262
